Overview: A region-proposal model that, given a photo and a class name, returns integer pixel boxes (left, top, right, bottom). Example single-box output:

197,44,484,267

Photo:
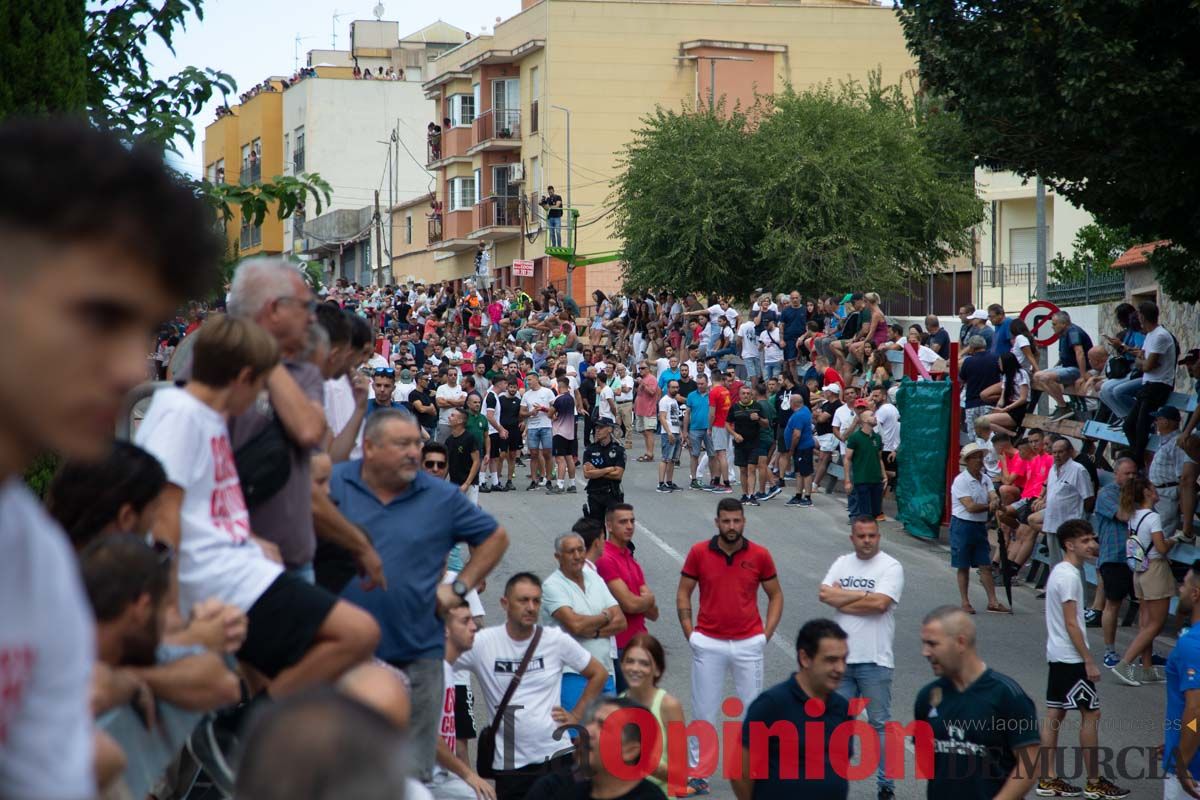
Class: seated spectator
1077,345,1110,395
1031,310,1093,419
924,314,951,355
980,353,1030,437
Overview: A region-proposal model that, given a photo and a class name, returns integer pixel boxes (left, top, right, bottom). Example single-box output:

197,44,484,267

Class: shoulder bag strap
488,626,543,737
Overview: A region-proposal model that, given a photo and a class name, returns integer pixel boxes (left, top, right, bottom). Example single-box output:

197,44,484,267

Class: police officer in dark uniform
582,417,625,521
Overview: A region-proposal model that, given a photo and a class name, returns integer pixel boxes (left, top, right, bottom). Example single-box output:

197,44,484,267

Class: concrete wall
282,78,435,254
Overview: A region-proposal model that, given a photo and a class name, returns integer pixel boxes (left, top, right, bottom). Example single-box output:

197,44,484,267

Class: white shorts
817,433,838,453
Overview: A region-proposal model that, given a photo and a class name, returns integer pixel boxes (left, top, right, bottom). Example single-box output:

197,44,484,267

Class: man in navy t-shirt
1032,311,1093,415
958,337,1002,433
779,291,809,371
733,619,850,800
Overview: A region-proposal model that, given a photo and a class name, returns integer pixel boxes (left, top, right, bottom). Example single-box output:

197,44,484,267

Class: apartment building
412,0,915,302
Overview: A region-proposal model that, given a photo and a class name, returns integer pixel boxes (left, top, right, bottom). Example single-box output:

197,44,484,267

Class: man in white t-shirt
394,368,417,404
832,385,860,457
541,533,625,708
869,387,901,487
1037,520,1125,800
520,374,557,490
453,573,607,800
436,368,467,443
737,318,761,380
429,603,495,800
657,380,684,492
595,377,618,425
137,316,380,698
819,516,904,799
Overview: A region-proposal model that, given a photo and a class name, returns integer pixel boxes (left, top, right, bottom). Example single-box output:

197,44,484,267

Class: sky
145,0,521,177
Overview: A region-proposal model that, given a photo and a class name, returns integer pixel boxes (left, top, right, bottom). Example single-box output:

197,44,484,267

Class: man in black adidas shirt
914,606,1039,800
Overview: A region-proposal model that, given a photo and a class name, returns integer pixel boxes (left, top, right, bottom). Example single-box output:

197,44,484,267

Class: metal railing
239,162,261,185
428,217,443,244
427,136,443,165
474,108,521,143
1046,269,1125,306
476,195,521,229
293,148,305,172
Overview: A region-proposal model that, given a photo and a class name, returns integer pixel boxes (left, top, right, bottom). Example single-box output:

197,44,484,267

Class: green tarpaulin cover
896,378,949,540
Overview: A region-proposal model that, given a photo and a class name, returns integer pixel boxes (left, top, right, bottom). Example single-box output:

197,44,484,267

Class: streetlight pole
551,104,572,300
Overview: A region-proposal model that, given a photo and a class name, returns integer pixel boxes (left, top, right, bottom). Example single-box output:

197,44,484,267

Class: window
405,214,413,244
531,156,541,195
283,134,290,174
293,206,305,238
530,67,540,133
474,168,481,205
239,209,262,250
449,94,475,127
294,127,306,172
448,176,477,211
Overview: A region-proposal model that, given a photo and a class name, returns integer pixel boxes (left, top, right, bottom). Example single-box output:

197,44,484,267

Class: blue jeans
548,215,561,246
837,663,895,791
850,482,883,521
763,361,783,380
742,356,762,380
1100,374,1141,419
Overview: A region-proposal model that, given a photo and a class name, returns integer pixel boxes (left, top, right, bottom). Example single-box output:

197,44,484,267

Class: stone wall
1121,264,1199,389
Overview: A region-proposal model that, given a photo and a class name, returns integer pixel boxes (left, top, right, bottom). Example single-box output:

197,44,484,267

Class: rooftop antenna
332,9,351,48
373,2,386,20
294,33,315,71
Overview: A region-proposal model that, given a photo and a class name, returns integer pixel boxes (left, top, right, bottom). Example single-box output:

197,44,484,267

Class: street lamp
550,104,574,298
674,54,754,111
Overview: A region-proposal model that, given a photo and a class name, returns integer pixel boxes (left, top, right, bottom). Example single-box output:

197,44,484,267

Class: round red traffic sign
1019,300,1061,347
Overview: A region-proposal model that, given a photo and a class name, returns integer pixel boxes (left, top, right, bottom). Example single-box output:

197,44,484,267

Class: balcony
428,216,443,244
472,196,522,239
470,109,521,154
429,209,478,251
293,149,305,172
428,127,473,168
239,161,262,185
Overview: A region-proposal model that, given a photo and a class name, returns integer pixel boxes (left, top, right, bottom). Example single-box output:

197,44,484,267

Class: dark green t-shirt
758,400,776,445
914,668,1040,800
845,429,883,484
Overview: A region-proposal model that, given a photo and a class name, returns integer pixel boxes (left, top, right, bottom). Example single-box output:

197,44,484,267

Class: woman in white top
1007,318,1039,375
905,327,943,377
1112,476,1177,686
758,319,785,379
981,353,1030,436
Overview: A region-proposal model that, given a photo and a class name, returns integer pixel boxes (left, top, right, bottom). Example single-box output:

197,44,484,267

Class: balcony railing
427,136,443,165
293,149,305,172
530,100,539,134
239,162,262,185
476,196,521,229
474,109,521,145
428,217,444,244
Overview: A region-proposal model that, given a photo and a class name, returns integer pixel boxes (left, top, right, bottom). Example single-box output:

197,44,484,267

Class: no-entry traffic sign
1019,300,1061,348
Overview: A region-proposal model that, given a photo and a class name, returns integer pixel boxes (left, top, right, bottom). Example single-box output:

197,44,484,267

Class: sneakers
1037,777,1082,797
690,479,705,490
546,484,563,494
712,483,733,494
1083,608,1101,627
526,479,540,491
799,495,813,508
1084,777,1130,799
503,480,515,492
657,483,671,493
1109,661,1141,686
687,778,710,796
1103,652,1120,669
566,485,577,494
877,788,896,800
762,483,783,501
480,484,492,494
667,482,683,492
1137,665,1167,684
786,494,804,507
745,494,760,506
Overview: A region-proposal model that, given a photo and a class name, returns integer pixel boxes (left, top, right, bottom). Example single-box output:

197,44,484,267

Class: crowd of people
6,119,1200,800
355,64,406,81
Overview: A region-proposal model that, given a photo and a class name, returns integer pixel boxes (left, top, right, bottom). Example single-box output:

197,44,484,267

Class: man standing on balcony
541,186,563,247
473,241,491,290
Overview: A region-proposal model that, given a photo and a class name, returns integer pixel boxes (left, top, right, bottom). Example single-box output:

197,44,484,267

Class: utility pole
551,104,572,300
1035,176,1049,409
388,129,395,268
374,190,384,287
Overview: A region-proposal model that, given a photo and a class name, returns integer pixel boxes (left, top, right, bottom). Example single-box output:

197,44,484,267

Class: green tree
0,0,87,117
896,0,1200,301
613,77,982,297
1048,222,1137,284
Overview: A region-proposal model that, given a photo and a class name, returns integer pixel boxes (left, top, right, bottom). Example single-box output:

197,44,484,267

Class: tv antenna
294,33,315,71
332,9,352,48
373,2,386,20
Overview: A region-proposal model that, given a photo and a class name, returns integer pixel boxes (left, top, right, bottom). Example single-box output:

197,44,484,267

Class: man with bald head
915,606,1039,799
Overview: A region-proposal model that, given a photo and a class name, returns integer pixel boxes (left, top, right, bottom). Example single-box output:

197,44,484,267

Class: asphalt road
465,454,1172,800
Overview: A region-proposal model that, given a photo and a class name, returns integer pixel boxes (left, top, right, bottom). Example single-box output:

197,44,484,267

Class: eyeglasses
374,367,396,377
424,460,447,470
276,296,318,313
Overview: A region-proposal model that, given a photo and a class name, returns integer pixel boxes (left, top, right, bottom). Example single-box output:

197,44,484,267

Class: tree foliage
896,0,1200,302
1048,222,1137,284
613,76,982,298
0,0,87,117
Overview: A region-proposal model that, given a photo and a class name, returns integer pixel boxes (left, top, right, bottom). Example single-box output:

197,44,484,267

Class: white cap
969,310,989,321
822,384,842,394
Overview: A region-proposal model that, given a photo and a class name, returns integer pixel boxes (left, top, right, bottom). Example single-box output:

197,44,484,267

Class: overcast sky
145,0,521,177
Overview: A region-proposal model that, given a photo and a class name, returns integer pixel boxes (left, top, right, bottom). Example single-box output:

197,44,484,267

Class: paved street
467,455,1171,800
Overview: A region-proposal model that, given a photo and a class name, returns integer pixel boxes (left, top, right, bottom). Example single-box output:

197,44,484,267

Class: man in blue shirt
779,291,808,372
731,619,850,800
685,374,714,490
1033,310,1094,416
1093,457,1138,666
329,407,509,782
1165,560,1200,798
783,394,815,507
987,304,1012,357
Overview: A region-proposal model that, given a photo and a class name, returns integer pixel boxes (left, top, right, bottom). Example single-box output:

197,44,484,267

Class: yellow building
202,81,287,258
415,0,915,304
391,192,438,283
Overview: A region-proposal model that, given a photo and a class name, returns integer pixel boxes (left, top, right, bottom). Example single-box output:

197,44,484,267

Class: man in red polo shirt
595,503,659,692
707,373,734,491
676,497,784,794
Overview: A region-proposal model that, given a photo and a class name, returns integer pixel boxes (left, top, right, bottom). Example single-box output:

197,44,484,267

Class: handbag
1105,356,1131,380
476,625,542,778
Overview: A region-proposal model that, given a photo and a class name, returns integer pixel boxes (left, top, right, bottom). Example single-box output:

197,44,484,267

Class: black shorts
1100,562,1135,602
238,573,338,679
454,681,478,740
552,434,578,458
1046,661,1099,710
496,425,521,452
793,448,814,477
734,441,757,468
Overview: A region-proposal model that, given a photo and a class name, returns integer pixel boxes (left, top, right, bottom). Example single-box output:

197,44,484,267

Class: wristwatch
452,579,469,599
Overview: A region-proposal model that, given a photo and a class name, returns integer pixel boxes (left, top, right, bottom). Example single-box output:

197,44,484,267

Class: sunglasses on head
424,459,447,469
374,368,396,377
